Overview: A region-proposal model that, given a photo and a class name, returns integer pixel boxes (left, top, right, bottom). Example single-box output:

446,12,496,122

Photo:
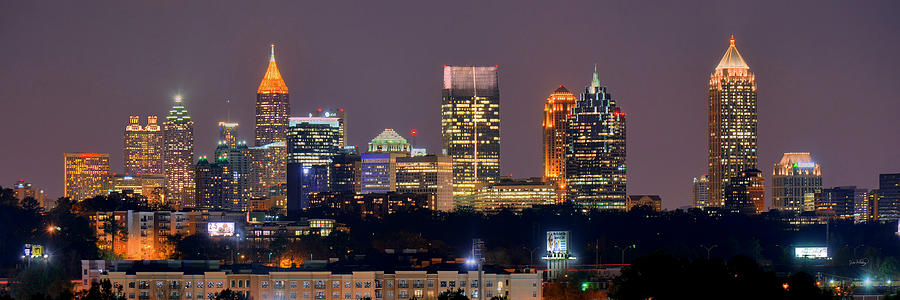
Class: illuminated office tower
310,109,348,147
12,180,47,208
123,116,164,175
285,117,341,214
255,45,290,146
249,141,286,198
772,152,822,212
195,155,228,210
724,169,764,214
879,173,900,222
163,95,195,208
396,154,454,211
361,129,412,194
692,175,710,209
441,65,501,196
816,186,866,221
708,36,758,207
565,67,627,211
542,85,578,194
213,141,252,211
219,122,239,148
470,178,556,213
64,153,111,201
330,148,361,194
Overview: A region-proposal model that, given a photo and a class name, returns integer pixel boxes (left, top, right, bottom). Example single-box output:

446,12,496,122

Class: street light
613,244,636,264
700,244,718,260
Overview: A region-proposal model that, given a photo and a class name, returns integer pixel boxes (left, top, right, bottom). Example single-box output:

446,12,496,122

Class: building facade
249,142,287,199
255,45,291,146
286,117,342,214
12,180,48,208
64,153,111,201
542,85,578,196
441,65,501,197
692,175,709,209
723,169,764,214
93,266,542,300
124,116,164,176
772,152,822,213
396,154,454,212
329,149,361,194
468,178,556,213
163,96,195,208
816,186,866,221
708,36,758,207
110,174,166,204
879,173,900,222
219,122,240,148
566,67,627,211
309,192,436,218
626,195,662,212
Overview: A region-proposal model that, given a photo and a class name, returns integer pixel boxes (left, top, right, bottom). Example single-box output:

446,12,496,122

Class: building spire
258,44,289,94
716,35,749,70
591,64,600,88
270,44,275,62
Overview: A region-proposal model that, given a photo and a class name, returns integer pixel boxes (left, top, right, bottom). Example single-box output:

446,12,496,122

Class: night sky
2,1,899,209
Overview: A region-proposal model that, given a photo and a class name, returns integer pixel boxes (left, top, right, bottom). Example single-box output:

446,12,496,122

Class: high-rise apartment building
285,117,342,214
255,45,290,146
124,116,164,175
708,36,758,207
441,65,501,196
542,85,578,194
723,169,764,214
64,153,111,201
395,154,454,212
163,95,195,208
878,173,900,222
692,175,709,209
566,67,627,211
772,152,822,213
195,155,229,210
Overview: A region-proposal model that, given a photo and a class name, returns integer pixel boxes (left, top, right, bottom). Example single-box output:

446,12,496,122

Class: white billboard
207,222,235,237
546,231,569,254
795,247,828,259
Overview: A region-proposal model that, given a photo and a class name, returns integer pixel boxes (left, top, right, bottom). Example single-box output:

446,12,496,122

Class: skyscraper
13,180,47,208
543,85,578,195
195,155,228,210
441,65,501,197
708,36,758,207
878,173,900,222
163,95,195,208
64,153,110,201
361,129,411,194
692,175,710,209
396,154,454,212
772,152,822,213
124,116,164,175
219,122,239,148
285,116,342,214
723,169,764,214
249,141,286,198
816,186,866,221
566,67,627,211
255,45,290,146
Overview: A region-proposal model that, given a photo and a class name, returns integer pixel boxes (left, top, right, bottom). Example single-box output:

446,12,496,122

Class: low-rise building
626,195,662,212
87,261,543,300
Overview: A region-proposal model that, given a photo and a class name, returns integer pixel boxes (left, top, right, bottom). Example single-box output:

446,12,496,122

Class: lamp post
700,244,718,260
614,244,636,264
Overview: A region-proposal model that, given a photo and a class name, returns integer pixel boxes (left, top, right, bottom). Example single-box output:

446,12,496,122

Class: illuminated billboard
207,222,235,237
23,244,44,258
546,231,569,254
795,247,828,259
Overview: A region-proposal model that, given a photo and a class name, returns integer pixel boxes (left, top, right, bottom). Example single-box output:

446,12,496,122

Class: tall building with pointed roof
708,36,758,207
164,95,195,208
543,85,577,197
255,45,291,146
441,65,501,198
566,67,627,211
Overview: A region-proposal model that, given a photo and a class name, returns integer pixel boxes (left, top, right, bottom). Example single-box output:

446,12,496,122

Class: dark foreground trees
610,252,832,299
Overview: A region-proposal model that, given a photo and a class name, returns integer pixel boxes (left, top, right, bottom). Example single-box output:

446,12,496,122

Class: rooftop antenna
225,98,231,122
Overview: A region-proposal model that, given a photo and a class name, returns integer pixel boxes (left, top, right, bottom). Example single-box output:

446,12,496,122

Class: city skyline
2,1,900,209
